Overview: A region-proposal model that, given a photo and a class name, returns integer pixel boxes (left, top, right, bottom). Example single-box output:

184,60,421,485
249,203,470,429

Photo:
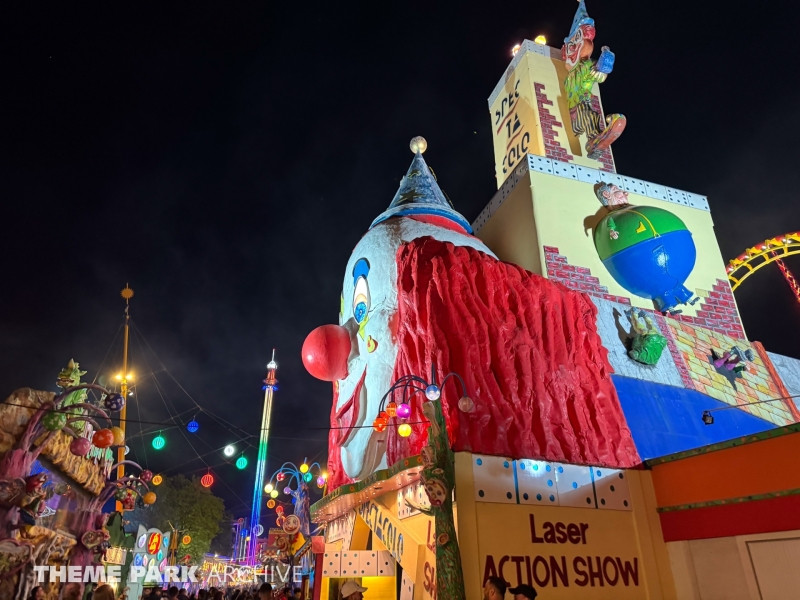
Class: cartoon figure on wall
562,0,626,157
593,183,698,314
303,138,639,489
626,309,667,366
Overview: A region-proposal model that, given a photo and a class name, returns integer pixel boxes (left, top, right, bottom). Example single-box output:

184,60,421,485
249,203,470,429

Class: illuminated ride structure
246,349,278,565
727,232,800,305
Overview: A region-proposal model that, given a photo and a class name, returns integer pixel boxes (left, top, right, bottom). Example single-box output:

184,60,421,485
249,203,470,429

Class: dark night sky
2,1,799,516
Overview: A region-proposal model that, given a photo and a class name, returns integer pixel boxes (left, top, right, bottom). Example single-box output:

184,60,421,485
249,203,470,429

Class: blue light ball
425,384,441,401
187,420,199,433
103,393,125,412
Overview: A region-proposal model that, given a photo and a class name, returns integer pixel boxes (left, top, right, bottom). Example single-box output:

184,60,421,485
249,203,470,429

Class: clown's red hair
325,237,639,490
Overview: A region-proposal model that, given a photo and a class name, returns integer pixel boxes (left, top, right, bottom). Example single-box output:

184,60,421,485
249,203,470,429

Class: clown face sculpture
303,140,494,481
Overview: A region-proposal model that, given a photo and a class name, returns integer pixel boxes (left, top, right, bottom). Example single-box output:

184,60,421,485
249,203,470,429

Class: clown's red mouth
335,369,366,447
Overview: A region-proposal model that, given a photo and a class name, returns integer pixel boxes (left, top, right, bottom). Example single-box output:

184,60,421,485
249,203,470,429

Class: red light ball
92,429,115,449
301,324,351,381
201,473,214,488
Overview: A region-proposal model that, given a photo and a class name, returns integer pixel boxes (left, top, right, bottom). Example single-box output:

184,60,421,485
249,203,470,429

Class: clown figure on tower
562,0,626,157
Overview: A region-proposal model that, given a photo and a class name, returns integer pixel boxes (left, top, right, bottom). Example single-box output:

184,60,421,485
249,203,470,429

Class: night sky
3,1,800,517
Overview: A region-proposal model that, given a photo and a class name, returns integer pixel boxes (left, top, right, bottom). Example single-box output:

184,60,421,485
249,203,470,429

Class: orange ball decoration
275,505,284,515
92,429,114,449
201,473,214,488
267,499,276,509
142,492,157,505
110,426,125,446
386,402,397,417
373,417,387,432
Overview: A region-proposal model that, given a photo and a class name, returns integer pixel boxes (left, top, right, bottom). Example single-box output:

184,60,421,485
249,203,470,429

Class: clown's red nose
302,324,351,381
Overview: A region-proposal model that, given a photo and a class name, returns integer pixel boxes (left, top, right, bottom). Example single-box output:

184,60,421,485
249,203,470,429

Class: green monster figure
562,0,626,158
626,309,667,366
57,359,88,433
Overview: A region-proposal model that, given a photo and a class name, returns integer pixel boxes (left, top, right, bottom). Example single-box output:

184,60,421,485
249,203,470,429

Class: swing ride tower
247,349,278,565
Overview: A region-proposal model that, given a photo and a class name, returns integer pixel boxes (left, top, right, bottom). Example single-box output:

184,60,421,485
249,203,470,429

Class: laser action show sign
477,503,642,599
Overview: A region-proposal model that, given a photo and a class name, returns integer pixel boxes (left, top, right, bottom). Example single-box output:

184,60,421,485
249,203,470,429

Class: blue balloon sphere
602,230,697,312
187,420,199,433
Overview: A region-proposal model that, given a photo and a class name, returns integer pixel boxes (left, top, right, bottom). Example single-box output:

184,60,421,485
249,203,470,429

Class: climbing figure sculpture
562,0,626,158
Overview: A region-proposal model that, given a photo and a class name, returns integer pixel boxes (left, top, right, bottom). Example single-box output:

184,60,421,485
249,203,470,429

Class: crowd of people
27,583,302,600
483,577,538,599
28,576,537,599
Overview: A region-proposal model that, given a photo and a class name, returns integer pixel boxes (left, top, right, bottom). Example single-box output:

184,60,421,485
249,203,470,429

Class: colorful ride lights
425,384,441,400
373,366,470,434
299,463,309,474
201,473,214,488
223,445,235,457
236,455,248,470
269,489,279,499
264,483,274,494
187,419,199,433
152,433,166,450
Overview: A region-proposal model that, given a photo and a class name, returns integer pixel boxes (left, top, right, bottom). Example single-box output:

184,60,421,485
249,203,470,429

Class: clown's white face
333,218,494,479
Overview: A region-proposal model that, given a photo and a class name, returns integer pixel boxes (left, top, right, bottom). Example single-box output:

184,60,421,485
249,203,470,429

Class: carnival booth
303,4,800,599
0,361,158,599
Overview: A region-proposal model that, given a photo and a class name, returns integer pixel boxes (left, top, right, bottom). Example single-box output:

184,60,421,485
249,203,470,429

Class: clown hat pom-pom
409,136,427,154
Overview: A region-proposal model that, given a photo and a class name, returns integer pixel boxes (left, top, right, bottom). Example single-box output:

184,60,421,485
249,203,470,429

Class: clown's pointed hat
370,137,473,234
565,0,595,43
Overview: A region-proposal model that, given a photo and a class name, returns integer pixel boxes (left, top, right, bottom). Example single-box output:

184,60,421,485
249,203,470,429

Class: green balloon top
593,205,689,260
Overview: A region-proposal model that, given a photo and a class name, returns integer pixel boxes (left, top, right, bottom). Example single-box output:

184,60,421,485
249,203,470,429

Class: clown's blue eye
353,276,370,323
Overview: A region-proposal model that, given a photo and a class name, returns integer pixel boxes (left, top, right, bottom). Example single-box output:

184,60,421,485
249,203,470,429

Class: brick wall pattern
533,83,574,164
543,246,796,426
665,321,794,427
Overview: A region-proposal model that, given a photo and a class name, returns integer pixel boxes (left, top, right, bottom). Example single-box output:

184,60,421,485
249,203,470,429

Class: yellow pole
117,285,134,511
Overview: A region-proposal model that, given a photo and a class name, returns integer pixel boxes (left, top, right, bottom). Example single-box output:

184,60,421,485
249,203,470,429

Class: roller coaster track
726,232,800,305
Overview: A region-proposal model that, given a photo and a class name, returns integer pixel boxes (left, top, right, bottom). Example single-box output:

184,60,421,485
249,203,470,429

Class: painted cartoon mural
592,183,698,314
303,139,639,489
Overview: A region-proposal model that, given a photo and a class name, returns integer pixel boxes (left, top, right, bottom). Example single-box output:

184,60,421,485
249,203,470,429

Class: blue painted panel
612,375,776,460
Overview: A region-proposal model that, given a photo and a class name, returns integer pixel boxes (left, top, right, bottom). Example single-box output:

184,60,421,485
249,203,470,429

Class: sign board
326,511,356,548
358,500,416,573
476,503,643,599
103,546,127,566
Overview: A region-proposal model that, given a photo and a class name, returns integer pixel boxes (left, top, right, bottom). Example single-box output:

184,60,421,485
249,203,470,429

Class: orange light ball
111,426,125,446
143,492,157,505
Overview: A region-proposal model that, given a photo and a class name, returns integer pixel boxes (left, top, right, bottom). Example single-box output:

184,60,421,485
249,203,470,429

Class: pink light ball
70,437,92,457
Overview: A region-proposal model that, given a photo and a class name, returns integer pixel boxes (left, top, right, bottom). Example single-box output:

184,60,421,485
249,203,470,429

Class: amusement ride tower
248,349,278,565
